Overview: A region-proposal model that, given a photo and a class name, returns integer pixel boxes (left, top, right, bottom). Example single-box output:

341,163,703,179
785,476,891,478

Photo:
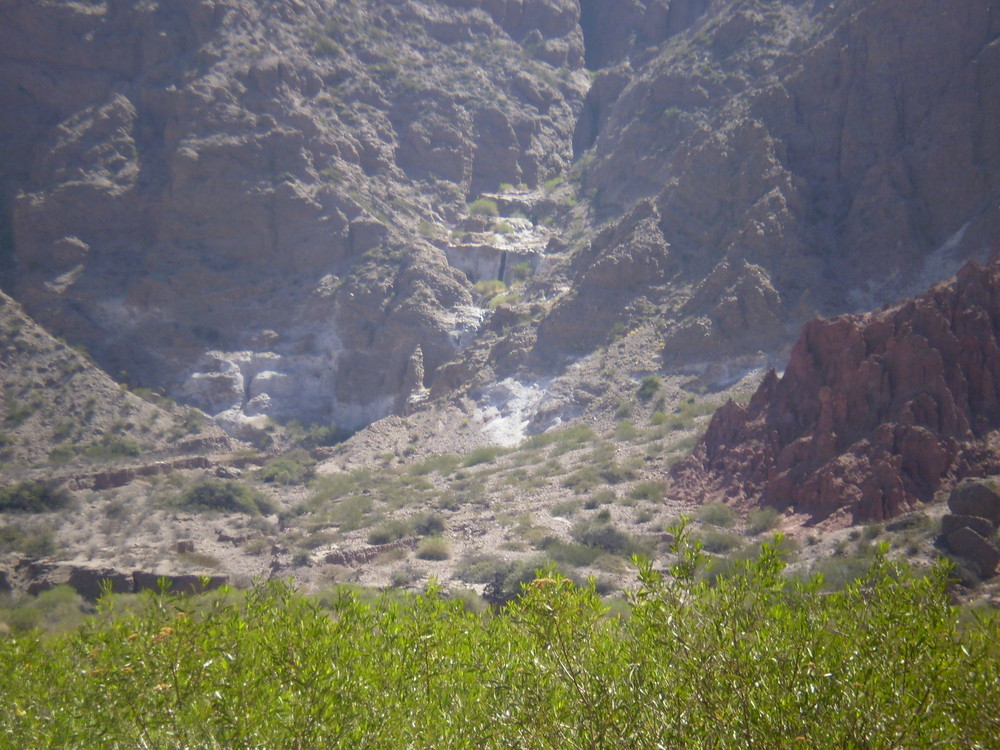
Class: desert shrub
746,506,781,535
629,481,664,503
474,279,506,297
462,445,503,467
284,420,345,449
82,434,142,461
468,197,499,216
584,489,616,510
637,375,662,401
257,452,314,485
409,512,445,536
563,466,601,493
613,399,633,420
0,525,56,556
176,479,275,516
416,536,451,561
408,454,461,476
613,421,639,440
697,529,743,554
863,523,883,540
492,221,514,234
368,520,408,545
550,500,582,518
811,547,880,591
521,424,596,452
570,518,645,557
326,495,377,532
47,445,79,465
511,261,533,281
541,538,603,567
177,552,222,570
0,481,72,513
698,502,736,528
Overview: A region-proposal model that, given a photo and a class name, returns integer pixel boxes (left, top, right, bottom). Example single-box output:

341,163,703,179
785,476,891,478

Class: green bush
468,198,499,217
410,512,445,537
82,434,142,461
746,506,781,535
697,528,744,554
629,481,664,502
698,502,737,528
0,481,72,513
637,375,662,401
257,452,315,485
0,538,994,748
0,525,56,556
176,479,275,516
570,518,644,557
462,445,503,467
415,536,451,561
367,520,408,546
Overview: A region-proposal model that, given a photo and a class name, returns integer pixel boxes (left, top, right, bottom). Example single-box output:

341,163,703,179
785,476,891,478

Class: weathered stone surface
67,566,134,601
673,261,1000,525
945,527,1000,578
0,0,587,431
948,478,1000,523
941,514,997,540
19,561,133,600
576,0,1000,367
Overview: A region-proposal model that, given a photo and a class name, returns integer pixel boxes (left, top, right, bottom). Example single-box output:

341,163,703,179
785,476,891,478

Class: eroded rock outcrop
0,0,587,431
673,260,1000,526
574,0,1000,368
941,478,1000,576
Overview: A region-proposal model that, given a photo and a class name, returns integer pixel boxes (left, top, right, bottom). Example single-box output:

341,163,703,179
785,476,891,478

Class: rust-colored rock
673,260,1000,525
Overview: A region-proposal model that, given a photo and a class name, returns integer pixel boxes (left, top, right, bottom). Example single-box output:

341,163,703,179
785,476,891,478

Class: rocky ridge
0,291,235,468
2,0,998,440
672,260,1000,527
0,0,588,435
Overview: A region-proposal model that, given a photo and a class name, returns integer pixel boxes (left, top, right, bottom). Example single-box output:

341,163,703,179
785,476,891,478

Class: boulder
945,527,1000,578
940,514,997,539
947,479,1000,523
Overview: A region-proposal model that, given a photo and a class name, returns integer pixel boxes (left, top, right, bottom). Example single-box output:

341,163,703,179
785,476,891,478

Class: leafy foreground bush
1,534,996,748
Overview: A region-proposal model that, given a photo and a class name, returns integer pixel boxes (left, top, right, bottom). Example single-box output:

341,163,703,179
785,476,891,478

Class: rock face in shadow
563,0,1000,368
2,0,999,435
672,260,1000,526
0,0,587,430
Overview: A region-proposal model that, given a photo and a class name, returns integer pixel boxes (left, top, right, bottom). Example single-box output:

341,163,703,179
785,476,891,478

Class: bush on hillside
176,479,275,516
0,481,72,513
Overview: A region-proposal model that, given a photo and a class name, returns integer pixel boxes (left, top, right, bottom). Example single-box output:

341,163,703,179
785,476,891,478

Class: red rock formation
672,260,1000,525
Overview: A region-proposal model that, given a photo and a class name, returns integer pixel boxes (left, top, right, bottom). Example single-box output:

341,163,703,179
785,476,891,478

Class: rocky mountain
672,259,1000,528
0,290,234,469
2,0,998,442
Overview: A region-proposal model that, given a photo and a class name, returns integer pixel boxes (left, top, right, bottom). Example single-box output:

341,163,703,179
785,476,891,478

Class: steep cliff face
0,0,587,431
672,260,1000,526
2,0,999,438
545,0,1000,368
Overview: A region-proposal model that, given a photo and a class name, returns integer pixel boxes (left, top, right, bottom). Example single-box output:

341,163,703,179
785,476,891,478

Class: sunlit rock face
2,0,998,435
673,261,1000,526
